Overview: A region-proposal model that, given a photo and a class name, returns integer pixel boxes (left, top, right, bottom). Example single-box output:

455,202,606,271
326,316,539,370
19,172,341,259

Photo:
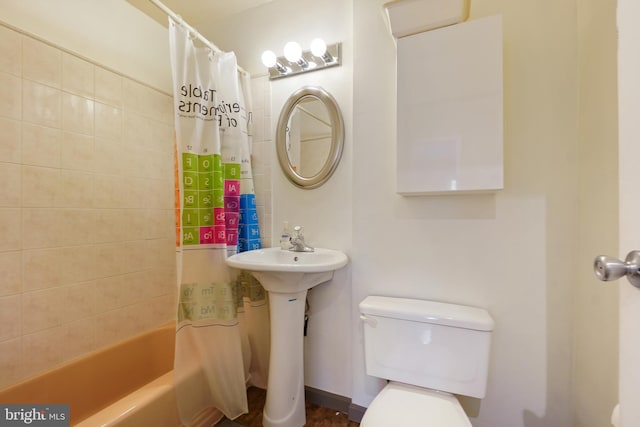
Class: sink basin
225,246,348,427
226,247,348,293
226,247,348,273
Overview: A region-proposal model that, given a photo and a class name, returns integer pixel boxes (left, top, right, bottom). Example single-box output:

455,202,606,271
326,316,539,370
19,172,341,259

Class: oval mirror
276,86,344,189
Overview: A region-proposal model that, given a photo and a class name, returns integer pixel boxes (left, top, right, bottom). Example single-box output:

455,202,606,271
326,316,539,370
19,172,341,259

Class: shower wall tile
94,102,122,141
0,163,21,207
22,209,94,249
65,281,97,322
0,118,21,163
0,27,21,77
62,53,94,99
122,78,166,119
0,251,21,297
0,295,21,341
248,75,272,247
63,318,95,361
0,72,21,120
22,246,96,292
0,208,21,251
22,165,60,207
22,37,61,89
21,326,66,379
61,131,94,172
0,338,21,389
22,123,62,167
22,287,67,334
62,93,94,135
0,23,223,390
22,80,61,128
94,139,122,175
95,67,123,108
56,170,94,208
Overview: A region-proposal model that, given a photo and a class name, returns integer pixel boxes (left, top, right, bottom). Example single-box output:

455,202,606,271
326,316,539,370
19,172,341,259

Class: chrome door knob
594,250,640,288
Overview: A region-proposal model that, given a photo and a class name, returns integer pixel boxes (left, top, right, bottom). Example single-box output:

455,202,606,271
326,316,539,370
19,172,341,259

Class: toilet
359,296,495,427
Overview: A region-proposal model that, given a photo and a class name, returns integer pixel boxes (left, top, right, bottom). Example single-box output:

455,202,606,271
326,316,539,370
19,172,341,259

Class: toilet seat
360,382,472,427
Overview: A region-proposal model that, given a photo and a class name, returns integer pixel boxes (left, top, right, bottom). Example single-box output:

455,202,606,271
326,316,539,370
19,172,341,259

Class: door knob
593,250,640,288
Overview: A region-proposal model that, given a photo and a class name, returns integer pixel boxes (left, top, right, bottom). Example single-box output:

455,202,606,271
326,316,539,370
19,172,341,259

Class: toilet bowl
358,296,494,426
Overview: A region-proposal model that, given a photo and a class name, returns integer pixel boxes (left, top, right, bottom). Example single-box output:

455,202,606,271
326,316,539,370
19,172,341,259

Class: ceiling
126,0,273,28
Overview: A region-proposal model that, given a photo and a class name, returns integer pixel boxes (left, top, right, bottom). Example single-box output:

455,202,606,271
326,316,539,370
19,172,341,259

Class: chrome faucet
289,225,314,252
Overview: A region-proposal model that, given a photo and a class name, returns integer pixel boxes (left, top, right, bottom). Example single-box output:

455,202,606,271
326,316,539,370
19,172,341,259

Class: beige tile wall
0,24,177,388
249,75,273,248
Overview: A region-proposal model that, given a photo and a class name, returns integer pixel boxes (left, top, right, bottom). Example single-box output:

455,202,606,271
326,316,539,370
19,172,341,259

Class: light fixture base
268,42,342,80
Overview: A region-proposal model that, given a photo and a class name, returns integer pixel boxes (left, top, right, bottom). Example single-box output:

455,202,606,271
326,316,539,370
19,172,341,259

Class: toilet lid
360,382,472,427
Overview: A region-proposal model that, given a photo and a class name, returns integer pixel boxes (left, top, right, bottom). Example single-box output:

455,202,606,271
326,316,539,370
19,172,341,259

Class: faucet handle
292,225,303,238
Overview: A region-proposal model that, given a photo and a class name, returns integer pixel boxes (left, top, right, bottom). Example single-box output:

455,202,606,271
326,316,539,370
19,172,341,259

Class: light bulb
261,50,277,68
310,38,327,57
284,41,302,62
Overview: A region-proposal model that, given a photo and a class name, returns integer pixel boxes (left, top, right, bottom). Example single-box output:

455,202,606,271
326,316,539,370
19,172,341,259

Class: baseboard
304,386,351,413
303,386,366,424
348,403,366,423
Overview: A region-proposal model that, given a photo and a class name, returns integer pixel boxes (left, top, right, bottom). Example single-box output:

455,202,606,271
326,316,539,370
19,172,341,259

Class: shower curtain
169,18,269,424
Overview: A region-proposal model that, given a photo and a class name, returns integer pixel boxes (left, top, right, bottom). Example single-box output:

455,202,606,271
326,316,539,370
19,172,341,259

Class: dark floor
220,387,360,427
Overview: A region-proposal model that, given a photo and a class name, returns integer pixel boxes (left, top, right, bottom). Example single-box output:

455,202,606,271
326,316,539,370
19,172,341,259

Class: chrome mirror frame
276,86,344,189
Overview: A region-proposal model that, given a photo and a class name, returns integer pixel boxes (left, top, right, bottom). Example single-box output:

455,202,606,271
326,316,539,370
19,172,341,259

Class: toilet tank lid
359,296,494,331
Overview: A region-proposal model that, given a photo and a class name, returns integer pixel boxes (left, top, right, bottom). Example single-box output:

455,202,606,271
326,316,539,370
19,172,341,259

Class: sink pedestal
262,288,307,427
250,270,334,427
225,248,348,427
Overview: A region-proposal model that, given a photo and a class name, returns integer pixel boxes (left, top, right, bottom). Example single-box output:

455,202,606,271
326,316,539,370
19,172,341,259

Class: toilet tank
359,296,494,398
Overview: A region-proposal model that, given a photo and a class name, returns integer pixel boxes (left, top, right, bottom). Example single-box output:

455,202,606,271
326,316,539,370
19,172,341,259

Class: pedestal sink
226,247,348,427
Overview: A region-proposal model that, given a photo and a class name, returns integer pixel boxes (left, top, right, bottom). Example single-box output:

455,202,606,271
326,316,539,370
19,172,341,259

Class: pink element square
226,230,238,246
214,207,225,225
225,196,240,212
225,180,240,196
214,225,226,244
199,227,215,244
226,212,239,228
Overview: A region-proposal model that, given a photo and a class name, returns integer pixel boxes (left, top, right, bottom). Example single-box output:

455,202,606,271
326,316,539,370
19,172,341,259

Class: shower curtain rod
147,0,249,76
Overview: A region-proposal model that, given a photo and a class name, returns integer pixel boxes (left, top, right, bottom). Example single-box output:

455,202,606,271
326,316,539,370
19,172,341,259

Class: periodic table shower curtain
169,18,269,424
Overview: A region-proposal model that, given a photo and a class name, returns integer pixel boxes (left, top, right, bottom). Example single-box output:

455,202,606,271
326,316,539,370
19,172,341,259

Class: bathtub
0,323,222,427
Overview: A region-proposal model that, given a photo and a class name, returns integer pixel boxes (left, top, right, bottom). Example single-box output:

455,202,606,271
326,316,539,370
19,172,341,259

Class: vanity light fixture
261,50,289,74
310,38,334,64
284,41,309,69
261,38,342,80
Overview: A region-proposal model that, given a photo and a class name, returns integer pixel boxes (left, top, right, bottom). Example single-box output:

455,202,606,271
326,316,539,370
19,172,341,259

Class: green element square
198,154,214,172
224,163,241,179
216,301,235,320
182,228,199,245
177,282,239,322
183,190,198,208
183,171,198,190
199,190,213,207
213,154,222,171
199,208,213,226
213,171,223,189
182,153,198,172
198,172,213,190
182,209,199,226
213,188,224,207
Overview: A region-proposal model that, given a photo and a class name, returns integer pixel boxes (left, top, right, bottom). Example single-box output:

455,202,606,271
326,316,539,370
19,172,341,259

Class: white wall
352,1,578,426
207,0,354,397
2,1,619,426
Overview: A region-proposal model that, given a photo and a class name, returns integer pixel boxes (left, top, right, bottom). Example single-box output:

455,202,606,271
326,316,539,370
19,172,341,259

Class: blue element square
247,239,262,250
242,209,259,225
240,193,256,209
